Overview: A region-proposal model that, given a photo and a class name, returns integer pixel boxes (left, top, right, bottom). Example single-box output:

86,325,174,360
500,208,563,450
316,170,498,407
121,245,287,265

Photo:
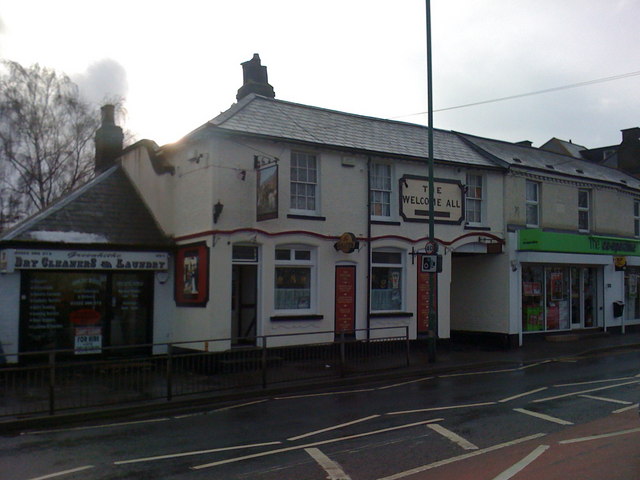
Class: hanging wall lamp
213,201,224,223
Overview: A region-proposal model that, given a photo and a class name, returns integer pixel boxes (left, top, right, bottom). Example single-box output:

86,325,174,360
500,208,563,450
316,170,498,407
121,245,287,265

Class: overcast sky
0,0,638,150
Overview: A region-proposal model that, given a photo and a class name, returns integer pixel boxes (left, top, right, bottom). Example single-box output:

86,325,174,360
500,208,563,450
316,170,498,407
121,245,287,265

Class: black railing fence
0,327,423,418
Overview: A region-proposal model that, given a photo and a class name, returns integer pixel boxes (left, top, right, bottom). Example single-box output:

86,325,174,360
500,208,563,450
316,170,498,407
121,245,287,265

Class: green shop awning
518,229,640,256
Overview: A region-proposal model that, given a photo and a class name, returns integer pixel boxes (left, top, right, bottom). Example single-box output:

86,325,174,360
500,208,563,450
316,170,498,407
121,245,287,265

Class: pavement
2,328,639,434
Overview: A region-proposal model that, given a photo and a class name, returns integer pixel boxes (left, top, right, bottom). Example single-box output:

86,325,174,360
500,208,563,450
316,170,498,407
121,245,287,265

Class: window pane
526,204,538,226
526,182,538,201
275,249,290,261
372,251,402,264
294,250,311,261
579,210,589,230
578,190,589,208
371,267,402,311
275,267,311,309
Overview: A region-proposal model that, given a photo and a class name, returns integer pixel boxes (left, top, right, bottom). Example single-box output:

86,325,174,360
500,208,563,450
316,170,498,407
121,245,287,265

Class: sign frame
399,175,464,225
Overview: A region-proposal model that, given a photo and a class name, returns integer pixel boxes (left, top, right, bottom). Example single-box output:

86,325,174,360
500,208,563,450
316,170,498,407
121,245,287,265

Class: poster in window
257,164,278,221
175,242,209,307
550,272,563,301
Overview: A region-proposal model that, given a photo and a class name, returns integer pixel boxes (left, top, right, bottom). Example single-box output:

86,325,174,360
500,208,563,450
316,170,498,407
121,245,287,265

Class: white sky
0,0,638,149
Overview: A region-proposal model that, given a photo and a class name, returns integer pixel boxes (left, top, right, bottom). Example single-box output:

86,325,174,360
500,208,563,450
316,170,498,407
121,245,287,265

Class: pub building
0,106,174,360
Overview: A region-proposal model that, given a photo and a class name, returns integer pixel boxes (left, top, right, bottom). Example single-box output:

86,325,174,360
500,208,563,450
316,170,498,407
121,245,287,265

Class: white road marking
559,426,640,444
498,387,548,403
513,408,573,426
533,379,640,403
376,433,547,480
287,415,380,441
439,368,518,378
518,360,552,370
114,441,282,465
427,423,478,450
376,377,433,390
579,394,633,405
554,376,635,387
387,401,496,415
27,466,94,480
274,388,375,400
613,403,639,414
305,448,352,480
211,399,269,412
491,445,549,480
191,418,444,470
23,417,170,435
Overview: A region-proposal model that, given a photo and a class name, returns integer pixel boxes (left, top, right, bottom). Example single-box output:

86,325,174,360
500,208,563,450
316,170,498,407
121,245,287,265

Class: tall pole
426,0,437,360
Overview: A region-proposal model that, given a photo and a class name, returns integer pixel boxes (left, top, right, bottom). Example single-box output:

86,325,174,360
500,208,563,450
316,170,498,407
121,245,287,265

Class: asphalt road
2,348,639,480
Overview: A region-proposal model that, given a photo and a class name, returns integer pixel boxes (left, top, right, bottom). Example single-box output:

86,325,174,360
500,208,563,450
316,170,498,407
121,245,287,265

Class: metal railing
0,326,420,418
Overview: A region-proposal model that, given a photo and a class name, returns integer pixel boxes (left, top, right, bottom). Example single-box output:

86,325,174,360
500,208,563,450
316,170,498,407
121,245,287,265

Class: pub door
231,264,257,346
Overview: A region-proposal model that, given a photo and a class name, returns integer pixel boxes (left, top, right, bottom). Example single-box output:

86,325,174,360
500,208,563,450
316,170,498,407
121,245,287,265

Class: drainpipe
366,156,372,341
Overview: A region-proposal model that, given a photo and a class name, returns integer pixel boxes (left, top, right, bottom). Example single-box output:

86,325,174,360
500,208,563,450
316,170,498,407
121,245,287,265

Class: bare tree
0,61,100,230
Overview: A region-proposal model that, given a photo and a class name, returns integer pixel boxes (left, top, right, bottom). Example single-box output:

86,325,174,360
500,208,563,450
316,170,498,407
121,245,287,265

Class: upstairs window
525,181,540,227
371,163,392,218
578,189,591,232
635,200,640,237
465,174,483,225
290,152,318,214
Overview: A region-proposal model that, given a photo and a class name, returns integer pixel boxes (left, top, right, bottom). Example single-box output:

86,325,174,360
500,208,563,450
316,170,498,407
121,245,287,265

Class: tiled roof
1,166,171,247
461,133,640,189
209,94,498,168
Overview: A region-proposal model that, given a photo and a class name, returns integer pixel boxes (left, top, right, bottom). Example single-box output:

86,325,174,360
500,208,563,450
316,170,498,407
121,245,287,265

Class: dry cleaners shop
1,248,169,355
517,229,640,333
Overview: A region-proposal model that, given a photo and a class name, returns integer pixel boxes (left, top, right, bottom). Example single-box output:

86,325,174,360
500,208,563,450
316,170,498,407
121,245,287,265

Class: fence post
166,343,173,402
339,332,346,378
261,336,268,389
48,351,56,416
405,326,411,367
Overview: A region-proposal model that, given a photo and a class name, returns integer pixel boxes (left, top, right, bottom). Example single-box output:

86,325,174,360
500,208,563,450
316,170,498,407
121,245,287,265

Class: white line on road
387,401,496,416
287,415,380,441
305,448,352,480
533,379,640,403
554,376,635,387
23,417,170,435
114,441,282,465
559,426,640,444
614,403,640,414
27,465,94,480
498,387,548,403
191,418,444,470
518,360,552,370
274,388,376,400
491,445,550,480
211,399,269,412
376,377,433,390
439,368,518,378
427,423,478,450
513,408,573,426
579,394,633,405
376,433,547,480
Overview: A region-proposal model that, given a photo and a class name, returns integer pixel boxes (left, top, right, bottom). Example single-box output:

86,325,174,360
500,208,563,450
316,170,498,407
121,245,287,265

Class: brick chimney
617,127,640,176
236,54,275,101
94,104,124,174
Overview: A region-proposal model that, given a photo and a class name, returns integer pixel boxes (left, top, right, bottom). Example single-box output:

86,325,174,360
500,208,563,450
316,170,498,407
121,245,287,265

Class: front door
231,264,257,346
570,267,597,329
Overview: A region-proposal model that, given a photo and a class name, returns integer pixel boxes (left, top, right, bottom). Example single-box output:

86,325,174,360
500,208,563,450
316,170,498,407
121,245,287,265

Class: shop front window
274,246,314,311
625,267,640,321
371,250,403,311
545,267,570,330
522,265,544,331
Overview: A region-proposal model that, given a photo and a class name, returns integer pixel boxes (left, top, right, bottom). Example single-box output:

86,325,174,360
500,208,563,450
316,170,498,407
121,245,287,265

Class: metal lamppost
426,0,437,361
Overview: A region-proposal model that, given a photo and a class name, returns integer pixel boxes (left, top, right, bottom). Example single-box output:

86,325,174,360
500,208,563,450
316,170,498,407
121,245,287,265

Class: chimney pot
236,53,275,101
94,104,124,174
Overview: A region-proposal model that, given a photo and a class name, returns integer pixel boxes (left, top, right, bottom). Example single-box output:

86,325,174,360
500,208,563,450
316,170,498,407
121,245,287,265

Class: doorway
231,245,259,346
570,267,597,329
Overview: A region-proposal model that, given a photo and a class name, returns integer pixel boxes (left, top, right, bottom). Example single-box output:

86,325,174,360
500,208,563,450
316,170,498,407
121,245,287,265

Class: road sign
421,255,441,273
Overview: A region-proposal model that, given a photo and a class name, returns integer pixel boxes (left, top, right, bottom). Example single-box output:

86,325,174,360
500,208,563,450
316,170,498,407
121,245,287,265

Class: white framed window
525,181,540,227
634,200,640,237
465,173,483,224
578,189,591,232
274,246,315,311
370,163,392,218
371,250,404,311
290,152,318,213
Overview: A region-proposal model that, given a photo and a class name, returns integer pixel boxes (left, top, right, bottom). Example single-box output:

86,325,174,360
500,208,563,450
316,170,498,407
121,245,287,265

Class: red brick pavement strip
381,409,640,480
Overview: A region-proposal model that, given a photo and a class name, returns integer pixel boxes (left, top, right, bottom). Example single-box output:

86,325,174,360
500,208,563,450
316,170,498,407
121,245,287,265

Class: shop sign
399,175,464,224
1,249,169,273
417,254,437,333
519,229,640,256
74,326,102,355
335,265,356,333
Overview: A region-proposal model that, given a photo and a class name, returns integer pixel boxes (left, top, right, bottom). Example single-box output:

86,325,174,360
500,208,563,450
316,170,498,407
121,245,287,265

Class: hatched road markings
305,447,352,480
490,444,550,480
513,408,574,426
579,394,633,405
427,423,479,450
287,415,380,441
